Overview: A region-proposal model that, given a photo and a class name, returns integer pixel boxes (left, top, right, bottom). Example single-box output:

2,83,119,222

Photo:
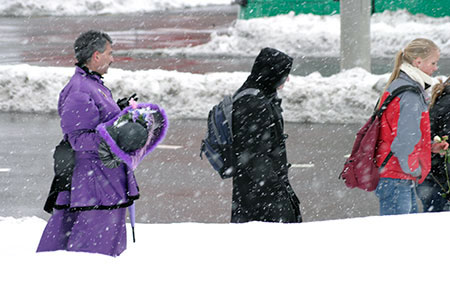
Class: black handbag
44,138,75,213
53,139,75,178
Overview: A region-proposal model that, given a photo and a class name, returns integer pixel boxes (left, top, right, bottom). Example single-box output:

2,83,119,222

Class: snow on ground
0,0,232,16
1,213,449,299
0,64,389,124
124,10,450,58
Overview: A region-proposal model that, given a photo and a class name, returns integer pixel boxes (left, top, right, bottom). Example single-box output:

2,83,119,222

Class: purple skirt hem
37,208,127,257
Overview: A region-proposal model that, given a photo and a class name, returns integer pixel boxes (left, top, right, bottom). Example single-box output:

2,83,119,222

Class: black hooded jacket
231,48,301,223
429,85,450,184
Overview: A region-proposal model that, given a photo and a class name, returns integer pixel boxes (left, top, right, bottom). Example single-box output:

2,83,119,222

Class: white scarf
400,62,434,90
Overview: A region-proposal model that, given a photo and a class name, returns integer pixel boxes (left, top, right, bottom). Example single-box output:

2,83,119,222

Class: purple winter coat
54,66,139,210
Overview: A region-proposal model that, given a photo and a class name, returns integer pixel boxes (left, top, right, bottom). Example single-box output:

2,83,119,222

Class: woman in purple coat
37,31,138,256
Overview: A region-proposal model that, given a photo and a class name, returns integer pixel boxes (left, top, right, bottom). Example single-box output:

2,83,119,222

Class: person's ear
413,57,422,68
92,51,100,62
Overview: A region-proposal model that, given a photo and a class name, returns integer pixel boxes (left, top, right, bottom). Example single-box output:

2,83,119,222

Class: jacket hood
442,83,450,97
242,47,293,95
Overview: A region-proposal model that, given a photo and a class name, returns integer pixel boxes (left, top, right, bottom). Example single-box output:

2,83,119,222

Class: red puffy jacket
375,72,431,183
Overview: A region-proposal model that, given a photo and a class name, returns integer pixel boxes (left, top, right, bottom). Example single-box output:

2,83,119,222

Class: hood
243,47,293,95
443,82,450,97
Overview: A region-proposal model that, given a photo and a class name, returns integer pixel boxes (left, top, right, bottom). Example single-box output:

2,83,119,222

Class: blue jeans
375,178,418,215
416,178,448,212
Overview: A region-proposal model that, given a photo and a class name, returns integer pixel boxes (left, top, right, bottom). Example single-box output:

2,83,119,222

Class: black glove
98,139,122,168
116,93,139,110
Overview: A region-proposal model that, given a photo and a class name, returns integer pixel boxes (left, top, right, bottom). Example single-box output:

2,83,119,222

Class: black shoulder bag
43,138,75,213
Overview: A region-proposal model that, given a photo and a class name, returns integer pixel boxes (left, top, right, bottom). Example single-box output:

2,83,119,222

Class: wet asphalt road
0,6,243,73
4,5,450,77
0,112,380,223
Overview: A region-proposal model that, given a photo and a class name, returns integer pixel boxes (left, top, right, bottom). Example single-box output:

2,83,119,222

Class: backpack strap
224,88,260,137
375,85,422,168
375,85,422,118
380,151,393,169
265,98,284,142
232,88,260,101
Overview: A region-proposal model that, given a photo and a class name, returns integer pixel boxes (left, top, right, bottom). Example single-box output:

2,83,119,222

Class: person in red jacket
375,38,446,215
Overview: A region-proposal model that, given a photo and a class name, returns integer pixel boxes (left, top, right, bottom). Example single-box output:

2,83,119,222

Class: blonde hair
430,77,450,108
379,38,439,107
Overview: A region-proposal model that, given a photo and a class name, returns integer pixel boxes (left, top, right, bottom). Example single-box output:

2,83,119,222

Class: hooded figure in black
231,47,302,223
416,78,450,212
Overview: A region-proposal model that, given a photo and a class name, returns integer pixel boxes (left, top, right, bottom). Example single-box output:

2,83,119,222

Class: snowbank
126,10,450,58
0,64,388,124
1,213,449,299
0,0,232,16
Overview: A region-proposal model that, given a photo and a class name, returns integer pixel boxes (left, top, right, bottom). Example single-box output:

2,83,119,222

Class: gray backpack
200,88,260,178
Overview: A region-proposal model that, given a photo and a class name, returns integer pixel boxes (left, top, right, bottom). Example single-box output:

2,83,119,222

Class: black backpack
200,88,260,179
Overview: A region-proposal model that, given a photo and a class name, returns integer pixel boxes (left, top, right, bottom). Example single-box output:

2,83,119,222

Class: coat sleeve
60,91,102,151
429,95,450,178
390,91,423,177
430,95,450,138
233,96,280,187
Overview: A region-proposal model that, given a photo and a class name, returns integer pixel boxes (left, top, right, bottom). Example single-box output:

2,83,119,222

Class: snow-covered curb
0,64,389,124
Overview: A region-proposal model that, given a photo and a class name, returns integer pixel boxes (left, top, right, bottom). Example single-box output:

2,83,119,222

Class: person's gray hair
74,30,113,65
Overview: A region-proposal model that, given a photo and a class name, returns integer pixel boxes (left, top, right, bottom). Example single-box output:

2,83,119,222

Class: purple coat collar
75,65,104,83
